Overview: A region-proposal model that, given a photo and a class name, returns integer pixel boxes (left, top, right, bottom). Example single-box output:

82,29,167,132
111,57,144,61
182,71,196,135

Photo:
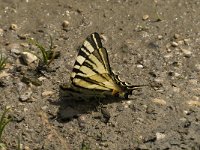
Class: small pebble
18,34,29,40
125,39,135,44
136,117,144,123
188,79,198,85
166,48,171,52
138,144,148,149
19,90,32,102
100,34,108,42
23,108,28,112
126,100,132,105
78,115,86,122
99,142,109,147
156,132,166,140
123,101,133,108
42,91,54,97
173,86,180,93
174,72,181,77
177,40,184,45
41,105,48,110
171,41,178,47
6,106,12,109
10,24,18,30
124,104,129,109
20,43,29,47
92,112,101,119
166,43,171,49
24,145,31,150
183,110,190,115
0,71,9,78
180,118,191,128
17,82,25,92
38,76,47,81
101,108,111,119
192,96,199,101
62,20,69,28
8,43,21,54
78,115,86,127
187,100,200,107
142,14,149,20
11,49,21,55
181,48,192,57
146,105,156,114
158,35,163,40
136,64,144,68
21,52,38,65
154,78,163,83
0,28,3,36
142,31,149,38
174,33,180,39
183,38,190,45
152,98,167,105
143,134,156,142
195,64,200,71
116,105,124,111
100,109,110,123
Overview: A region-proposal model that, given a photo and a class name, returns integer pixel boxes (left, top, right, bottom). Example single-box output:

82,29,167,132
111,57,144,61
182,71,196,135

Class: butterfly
60,32,141,100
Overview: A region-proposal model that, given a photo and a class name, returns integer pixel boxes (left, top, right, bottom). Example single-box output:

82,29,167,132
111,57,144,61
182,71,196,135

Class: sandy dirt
0,0,200,149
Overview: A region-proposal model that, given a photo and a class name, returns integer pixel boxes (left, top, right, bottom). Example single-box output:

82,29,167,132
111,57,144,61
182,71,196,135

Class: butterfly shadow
51,88,142,123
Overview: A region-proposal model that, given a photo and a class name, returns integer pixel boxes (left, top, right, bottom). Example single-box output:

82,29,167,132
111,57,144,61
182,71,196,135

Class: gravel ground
0,0,200,149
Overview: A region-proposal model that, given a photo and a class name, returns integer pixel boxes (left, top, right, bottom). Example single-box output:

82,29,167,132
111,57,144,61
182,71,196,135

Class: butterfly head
112,85,134,99
113,79,143,99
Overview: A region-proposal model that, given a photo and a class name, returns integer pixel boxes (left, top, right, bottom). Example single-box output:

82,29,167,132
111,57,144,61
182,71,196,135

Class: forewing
70,33,118,91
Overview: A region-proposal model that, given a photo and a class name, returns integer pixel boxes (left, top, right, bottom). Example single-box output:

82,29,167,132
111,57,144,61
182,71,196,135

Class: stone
187,100,200,107
42,91,55,97
0,28,3,36
156,132,166,140
142,14,149,20
10,24,18,30
171,41,178,47
21,52,38,65
152,98,167,105
62,20,69,28
19,90,32,102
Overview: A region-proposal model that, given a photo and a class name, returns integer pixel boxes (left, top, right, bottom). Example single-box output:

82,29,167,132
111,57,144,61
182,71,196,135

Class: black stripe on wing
86,32,103,49
71,33,112,77
78,47,90,61
112,71,140,90
74,75,109,88
72,60,114,89
97,47,112,74
71,33,103,78
72,54,108,80
83,33,110,72
88,33,112,74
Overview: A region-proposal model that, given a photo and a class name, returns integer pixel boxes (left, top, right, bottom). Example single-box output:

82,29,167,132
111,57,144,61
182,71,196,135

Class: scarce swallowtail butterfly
60,32,140,100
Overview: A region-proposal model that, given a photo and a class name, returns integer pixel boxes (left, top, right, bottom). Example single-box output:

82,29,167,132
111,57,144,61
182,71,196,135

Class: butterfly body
60,32,139,100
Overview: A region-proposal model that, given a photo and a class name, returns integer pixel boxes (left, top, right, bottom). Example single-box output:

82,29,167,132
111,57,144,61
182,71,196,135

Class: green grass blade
0,107,11,143
35,43,48,64
0,54,7,71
